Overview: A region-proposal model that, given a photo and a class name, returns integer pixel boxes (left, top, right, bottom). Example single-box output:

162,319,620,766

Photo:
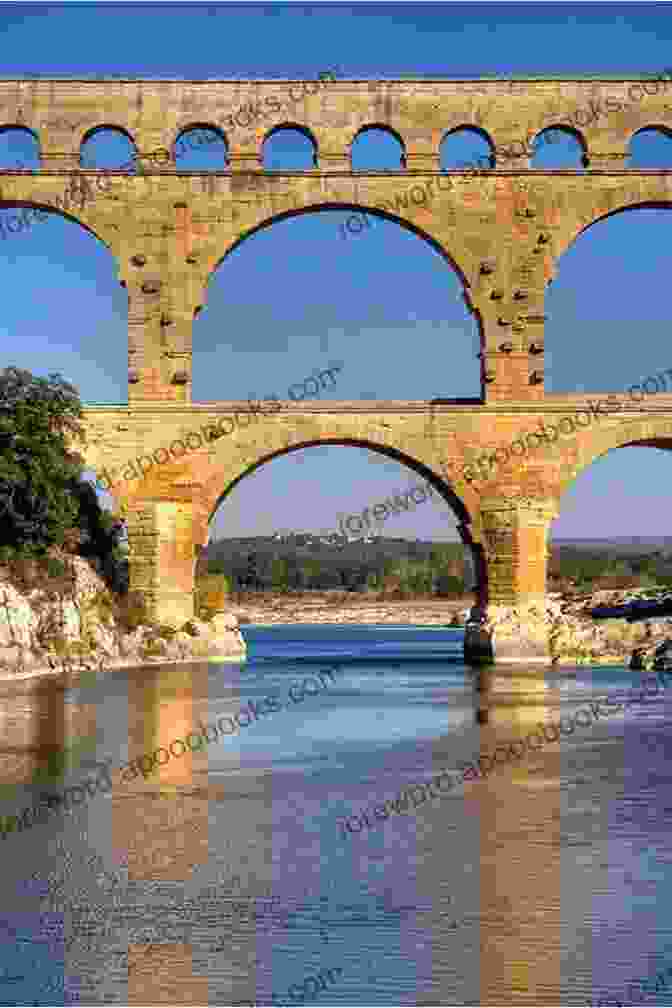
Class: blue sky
1,2,672,545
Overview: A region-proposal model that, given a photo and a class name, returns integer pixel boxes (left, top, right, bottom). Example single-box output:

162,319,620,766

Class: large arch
544,201,672,396
198,440,480,599
191,200,483,404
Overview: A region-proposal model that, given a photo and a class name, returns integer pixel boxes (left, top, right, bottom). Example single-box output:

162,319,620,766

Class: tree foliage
203,534,467,596
0,367,126,590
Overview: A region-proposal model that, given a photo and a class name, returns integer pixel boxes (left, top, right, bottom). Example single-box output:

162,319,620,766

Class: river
0,624,668,1005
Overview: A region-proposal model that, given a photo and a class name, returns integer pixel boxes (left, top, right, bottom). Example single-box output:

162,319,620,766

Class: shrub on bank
0,367,126,593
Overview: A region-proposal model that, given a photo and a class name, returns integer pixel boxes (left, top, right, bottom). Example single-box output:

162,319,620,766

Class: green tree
270,556,289,591
0,367,125,588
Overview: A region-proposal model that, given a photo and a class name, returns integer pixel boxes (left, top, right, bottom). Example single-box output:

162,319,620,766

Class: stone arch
79,125,138,171
628,125,672,167
0,125,40,170
529,124,587,169
173,123,228,170
555,416,672,498
549,192,672,264
194,199,483,368
197,436,481,594
0,185,121,249
201,199,477,299
261,123,318,170
350,124,406,170
440,125,494,171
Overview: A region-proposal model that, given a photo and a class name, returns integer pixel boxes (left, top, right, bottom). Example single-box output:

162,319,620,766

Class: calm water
0,624,669,1005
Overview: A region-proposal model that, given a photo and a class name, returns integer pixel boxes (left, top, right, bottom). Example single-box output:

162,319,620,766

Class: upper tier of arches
2,75,672,171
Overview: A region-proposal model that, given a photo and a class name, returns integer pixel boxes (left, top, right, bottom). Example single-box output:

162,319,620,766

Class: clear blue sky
1,1,671,544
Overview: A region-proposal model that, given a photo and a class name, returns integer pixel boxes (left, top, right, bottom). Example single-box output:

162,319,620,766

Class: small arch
262,124,317,171
529,126,586,170
80,126,138,172
351,125,406,172
173,124,228,172
440,126,494,172
0,126,40,170
628,126,672,169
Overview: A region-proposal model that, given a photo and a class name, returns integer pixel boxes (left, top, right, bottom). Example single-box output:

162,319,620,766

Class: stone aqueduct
1,76,672,631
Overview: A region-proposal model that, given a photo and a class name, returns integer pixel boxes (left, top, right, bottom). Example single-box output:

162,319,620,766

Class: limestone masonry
2,77,670,659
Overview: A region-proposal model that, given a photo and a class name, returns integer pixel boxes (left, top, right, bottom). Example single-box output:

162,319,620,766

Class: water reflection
0,673,99,800
115,661,235,1004
0,638,653,1005
472,666,561,1005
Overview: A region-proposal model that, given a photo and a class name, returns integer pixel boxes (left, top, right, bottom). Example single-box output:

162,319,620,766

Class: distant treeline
549,545,672,592
201,535,467,596
200,536,672,598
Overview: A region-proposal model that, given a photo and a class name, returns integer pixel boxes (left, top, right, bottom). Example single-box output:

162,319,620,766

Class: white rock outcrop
0,557,245,680
466,593,672,666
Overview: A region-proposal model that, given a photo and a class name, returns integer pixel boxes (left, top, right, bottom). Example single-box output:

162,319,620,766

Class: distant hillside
200,534,469,595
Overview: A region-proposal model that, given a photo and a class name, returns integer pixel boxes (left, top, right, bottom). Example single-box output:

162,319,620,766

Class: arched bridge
2,75,672,625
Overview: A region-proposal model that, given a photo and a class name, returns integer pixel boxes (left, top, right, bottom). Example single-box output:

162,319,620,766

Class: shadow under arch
200,436,485,604
200,200,481,332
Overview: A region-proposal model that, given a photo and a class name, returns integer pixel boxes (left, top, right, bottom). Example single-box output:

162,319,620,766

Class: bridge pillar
466,499,558,664
126,500,196,627
480,498,557,605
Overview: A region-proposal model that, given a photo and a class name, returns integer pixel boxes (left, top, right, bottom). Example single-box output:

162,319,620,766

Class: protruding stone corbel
171,370,190,385
529,369,544,385
480,259,496,275
499,342,513,352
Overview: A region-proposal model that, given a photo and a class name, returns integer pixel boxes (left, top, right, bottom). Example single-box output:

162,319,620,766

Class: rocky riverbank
0,556,245,682
474,590,672,666
5,573,670,680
